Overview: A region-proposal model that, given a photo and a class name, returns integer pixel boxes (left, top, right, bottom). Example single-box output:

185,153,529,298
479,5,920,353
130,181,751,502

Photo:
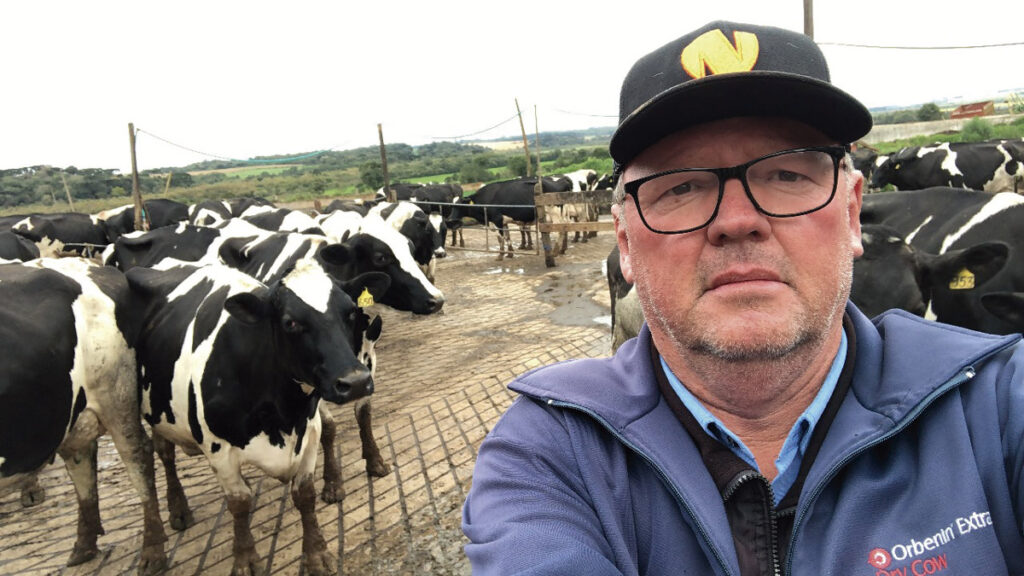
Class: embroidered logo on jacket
866,510,992,575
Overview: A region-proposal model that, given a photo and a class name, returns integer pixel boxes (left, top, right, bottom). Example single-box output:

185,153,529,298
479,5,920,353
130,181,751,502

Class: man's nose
704,178,770,243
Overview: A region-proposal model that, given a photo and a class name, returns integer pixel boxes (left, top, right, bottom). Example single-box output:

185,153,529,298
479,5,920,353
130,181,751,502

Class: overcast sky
3,0,1022,172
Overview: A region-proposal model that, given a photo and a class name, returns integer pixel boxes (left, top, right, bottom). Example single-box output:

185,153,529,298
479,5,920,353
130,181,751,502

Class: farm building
950,100,995,119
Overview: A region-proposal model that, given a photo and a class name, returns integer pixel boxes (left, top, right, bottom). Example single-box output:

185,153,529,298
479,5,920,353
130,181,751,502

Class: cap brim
610,71,872,170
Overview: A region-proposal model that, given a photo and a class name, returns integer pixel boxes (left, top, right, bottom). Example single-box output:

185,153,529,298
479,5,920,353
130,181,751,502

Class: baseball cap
609,20,872,173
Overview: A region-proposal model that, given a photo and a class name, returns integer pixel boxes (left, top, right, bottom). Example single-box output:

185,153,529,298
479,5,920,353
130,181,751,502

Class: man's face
614,117,864,363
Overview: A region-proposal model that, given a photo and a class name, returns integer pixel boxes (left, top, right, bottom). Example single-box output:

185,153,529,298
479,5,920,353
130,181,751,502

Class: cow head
869,148,918,190
224,260,390,405
852,225,927,317
323,216,444,314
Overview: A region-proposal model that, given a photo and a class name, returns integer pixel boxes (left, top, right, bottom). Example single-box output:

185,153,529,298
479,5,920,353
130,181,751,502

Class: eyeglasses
622,146,848,234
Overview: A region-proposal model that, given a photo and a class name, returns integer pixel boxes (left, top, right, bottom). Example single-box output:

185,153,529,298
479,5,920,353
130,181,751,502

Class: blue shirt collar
660,330,847,505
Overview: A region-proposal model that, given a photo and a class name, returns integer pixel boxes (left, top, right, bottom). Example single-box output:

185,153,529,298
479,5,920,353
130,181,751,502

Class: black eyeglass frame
622,145,850,235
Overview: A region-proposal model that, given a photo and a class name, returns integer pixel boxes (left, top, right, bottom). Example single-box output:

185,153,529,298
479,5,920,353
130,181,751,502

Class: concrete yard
0,225,617,576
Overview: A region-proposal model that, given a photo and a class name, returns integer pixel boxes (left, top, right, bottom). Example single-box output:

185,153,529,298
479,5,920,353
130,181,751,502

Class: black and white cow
188,199,234,227
108,218,444,483
851,146,880,183
239,205,324,235
0,258,167,573
11,212,109,258
555,169,601,243
369,201,445,282
869,139,1024,192
96,199,189,242
407,183,463,248
0,230,40,261
126,258,389,576
447,176,568,259
850,224,1008,319
860,188,1024,333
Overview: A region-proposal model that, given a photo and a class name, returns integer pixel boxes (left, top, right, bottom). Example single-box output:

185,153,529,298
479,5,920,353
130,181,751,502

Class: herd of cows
1,136,1022,573
0,168,612,575
608,137,1024,350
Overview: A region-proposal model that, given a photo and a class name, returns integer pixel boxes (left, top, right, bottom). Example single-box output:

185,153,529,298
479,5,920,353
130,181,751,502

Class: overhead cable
429,113,521,140
819,41,1024,50
136,128,331,164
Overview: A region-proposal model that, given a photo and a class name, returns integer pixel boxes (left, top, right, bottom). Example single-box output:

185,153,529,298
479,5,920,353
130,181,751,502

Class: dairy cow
870,139,1024,192
447,176,570,258
107,218,444,482
860,188,1024,333
370,201,446,281
239,205,324,234
0,230,40,261
96,199,189,242
0,258,167,573
12,213,109,258
126,258,388,576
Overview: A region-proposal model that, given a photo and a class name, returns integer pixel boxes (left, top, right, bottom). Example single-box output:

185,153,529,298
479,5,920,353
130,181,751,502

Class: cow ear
366,315,383,341
919,241,1009,292
339,271,391,303
980,292,1024,327
318,243,354,267
224,291,269,325
218,236,255,268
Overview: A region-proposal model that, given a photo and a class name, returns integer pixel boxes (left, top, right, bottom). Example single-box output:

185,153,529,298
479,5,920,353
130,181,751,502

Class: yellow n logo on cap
681,29,759,79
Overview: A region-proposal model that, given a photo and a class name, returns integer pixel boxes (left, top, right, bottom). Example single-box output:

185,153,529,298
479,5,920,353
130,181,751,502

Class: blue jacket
462,304,1024,575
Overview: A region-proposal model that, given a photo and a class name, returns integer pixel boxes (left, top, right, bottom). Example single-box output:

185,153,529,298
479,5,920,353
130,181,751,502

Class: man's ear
612,203,635,284
847,170,864,259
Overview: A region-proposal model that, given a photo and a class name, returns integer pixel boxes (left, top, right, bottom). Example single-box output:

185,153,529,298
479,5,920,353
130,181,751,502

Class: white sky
3,0,1022,172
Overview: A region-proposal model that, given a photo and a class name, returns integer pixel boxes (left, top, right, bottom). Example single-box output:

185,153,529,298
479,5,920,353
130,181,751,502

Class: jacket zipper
722,471,782,576
544,397,737,576
783,365,979,574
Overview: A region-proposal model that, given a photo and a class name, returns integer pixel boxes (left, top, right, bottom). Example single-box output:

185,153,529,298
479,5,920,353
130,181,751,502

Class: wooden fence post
532,107,556,267
378,123,393,202
128,123,149,231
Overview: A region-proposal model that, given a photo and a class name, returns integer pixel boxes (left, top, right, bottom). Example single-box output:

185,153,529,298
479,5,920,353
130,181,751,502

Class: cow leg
354,397,391,477
58,435,104,567
318,404,344,503
225,491,262,576
154,434,194,531
496,228,506,261
19,472,45,507
102,372,168,574
292,475,334,576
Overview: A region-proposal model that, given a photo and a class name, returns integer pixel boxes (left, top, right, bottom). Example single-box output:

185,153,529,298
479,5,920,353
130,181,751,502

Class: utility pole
515,98,532,177
127,123,149,231
378,123,393,202
60,173,74,210
803,0,814,39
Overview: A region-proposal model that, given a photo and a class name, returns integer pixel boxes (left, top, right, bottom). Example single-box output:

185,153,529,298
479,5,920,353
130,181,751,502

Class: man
462,20,1024,575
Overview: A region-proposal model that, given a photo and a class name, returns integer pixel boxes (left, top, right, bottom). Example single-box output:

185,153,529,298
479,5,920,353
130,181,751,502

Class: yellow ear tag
949,268,975,290
357,287,375,307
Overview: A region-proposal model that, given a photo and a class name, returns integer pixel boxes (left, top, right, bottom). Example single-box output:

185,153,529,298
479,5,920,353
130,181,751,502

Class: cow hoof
229,552,261,576
366,458,391,478
303,549,336,576
67,542,99,567
169,509,195,531
20,483,45,507
320,482,344,504
137,547,168,576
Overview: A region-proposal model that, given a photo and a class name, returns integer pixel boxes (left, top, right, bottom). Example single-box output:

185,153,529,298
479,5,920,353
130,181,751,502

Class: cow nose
428,296,445,313
331,369,373,403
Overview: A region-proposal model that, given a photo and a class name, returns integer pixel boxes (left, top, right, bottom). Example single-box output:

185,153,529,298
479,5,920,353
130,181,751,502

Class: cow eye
283,318,302,333
372,252,390,267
